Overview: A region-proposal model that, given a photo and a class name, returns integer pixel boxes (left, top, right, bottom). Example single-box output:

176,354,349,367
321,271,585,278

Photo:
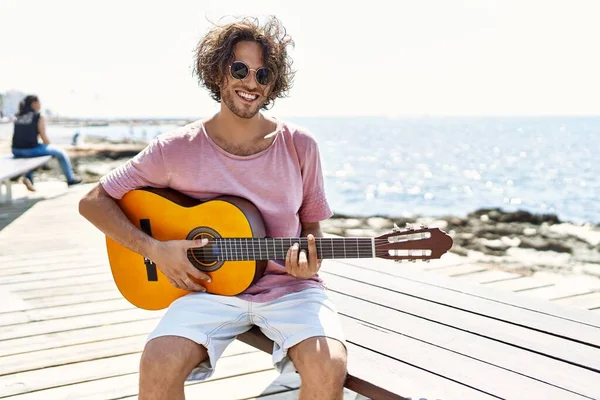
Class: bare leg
139,335,208,400
288,336,347,400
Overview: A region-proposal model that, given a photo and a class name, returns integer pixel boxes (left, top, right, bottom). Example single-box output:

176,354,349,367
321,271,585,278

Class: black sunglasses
229,61,273,86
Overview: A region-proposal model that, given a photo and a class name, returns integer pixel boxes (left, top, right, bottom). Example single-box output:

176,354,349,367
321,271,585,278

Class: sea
2,116,599,224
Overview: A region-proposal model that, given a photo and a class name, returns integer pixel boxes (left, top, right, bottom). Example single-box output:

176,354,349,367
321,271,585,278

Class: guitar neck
204,237,374,261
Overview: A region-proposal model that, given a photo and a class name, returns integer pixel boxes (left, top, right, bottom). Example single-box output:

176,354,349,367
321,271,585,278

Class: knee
293,337,347,386
139,336,204,384
46,145,67,158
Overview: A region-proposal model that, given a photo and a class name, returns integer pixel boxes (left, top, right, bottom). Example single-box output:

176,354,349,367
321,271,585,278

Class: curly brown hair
193,16,295,110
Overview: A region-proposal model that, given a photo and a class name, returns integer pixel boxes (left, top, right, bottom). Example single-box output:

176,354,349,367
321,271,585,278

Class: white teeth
237,91,257,101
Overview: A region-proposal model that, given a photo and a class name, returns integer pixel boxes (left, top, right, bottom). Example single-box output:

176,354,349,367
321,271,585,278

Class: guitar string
186,239,432,261
187,238,435,253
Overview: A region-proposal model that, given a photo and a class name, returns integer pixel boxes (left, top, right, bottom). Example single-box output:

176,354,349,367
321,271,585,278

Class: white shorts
146,287,346,381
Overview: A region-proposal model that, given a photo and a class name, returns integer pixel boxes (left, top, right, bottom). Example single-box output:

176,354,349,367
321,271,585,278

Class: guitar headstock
374,223,453,262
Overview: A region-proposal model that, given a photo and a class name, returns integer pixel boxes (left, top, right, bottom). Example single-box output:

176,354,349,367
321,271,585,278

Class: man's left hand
285,234,321,279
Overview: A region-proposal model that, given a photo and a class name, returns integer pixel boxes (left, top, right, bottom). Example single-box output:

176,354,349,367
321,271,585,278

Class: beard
221,87,264,119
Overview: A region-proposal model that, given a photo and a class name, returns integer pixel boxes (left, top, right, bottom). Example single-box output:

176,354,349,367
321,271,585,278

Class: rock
366,217,393,230
468,208,560,225
501,236,521,247
480,238,510,251
325,218,364,229
547,223,600,247
345,228,380,238
322,226,345,236
447,217,468,227
519,237,572,253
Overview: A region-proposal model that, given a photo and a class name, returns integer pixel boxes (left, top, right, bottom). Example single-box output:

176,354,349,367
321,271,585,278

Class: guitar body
106,188,454,311
106,188,267,310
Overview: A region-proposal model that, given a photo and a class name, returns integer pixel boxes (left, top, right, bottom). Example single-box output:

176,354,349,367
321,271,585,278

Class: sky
1,0,599,118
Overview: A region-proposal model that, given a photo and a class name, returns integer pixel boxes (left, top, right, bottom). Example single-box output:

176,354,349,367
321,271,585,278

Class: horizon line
37,113,600,121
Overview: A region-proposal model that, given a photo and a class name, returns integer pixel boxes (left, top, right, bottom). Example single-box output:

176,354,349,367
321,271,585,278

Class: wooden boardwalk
1,183,600,399
0,184,313,399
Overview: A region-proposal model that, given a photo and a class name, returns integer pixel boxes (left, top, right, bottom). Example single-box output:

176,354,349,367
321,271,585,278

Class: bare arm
79,184,158,259
79,184,210,291
38,116,50,144
301,221,323,238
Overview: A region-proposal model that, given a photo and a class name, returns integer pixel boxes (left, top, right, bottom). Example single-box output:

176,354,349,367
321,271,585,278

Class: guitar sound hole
186,227,224,272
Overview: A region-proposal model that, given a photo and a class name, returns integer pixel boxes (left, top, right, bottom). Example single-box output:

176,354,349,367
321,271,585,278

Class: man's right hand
148,238,212,292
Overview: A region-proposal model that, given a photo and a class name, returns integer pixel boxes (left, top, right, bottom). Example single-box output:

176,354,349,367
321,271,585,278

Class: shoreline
3,138,600,283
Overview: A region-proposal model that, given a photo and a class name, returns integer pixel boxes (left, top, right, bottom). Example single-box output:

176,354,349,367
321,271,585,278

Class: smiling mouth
236,90,259,103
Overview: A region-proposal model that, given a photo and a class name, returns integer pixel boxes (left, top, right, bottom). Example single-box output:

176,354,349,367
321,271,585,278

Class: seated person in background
11,95,82,190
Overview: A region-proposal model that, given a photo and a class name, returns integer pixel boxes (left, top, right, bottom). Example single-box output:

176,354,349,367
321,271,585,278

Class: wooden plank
96,370,300,400
324,259,600,329
519,285,595,301
341,318,586,399
0,298,134,327
0,345,271,398
7,290,120,311
0,261,105,277
0,319,159,357
554,292,600,310
345,343,494,400
453,269,522,284
182,371,300,400
323,267,600,358
1,335,147,375
255,389,301,399
326,283,600,398
0,273,113,292
15,281,116,299
0,308,162,341
0,289,31,313
484,276,554,292
0,248,95,263
430,264,487,276
1,335,257,376
0,353,140,397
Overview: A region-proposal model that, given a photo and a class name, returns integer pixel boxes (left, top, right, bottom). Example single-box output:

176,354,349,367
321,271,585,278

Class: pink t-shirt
100,119,333,302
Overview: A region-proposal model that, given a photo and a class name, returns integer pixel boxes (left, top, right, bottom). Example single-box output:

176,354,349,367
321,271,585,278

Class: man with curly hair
79,15,347,400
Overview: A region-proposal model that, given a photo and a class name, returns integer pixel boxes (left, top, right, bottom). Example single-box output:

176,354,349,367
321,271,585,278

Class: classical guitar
106,188,454,310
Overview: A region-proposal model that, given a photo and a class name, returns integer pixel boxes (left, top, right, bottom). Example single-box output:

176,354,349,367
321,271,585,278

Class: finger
185,264,212,282
186,238,209,256
291,242,299,262
173,277,187,290
298,249,308,271
307,234,319,268
182,277,206,292
289,243,300,275
191,238,209,247
285,247,292,274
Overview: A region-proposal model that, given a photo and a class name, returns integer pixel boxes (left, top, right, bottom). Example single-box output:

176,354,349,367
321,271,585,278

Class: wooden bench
239,255,600,400
0,155,52,203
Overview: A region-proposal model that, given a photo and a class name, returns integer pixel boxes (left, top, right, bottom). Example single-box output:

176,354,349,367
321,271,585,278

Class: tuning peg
405,223,414,230
392,223,401,232
423,259,430,263
394,259,402,263
409,259,416,263
420,223,428,229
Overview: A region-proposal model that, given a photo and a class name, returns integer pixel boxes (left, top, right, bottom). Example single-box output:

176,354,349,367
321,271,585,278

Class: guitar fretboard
194,237,374,262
